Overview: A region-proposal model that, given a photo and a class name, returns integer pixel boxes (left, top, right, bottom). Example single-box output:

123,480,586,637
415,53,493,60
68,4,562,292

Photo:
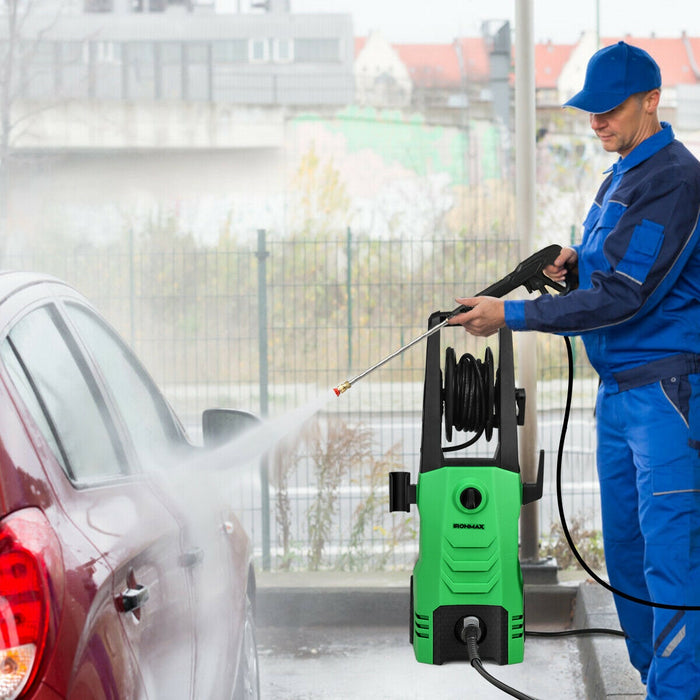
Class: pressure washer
392,320,539,667
333,244,576,698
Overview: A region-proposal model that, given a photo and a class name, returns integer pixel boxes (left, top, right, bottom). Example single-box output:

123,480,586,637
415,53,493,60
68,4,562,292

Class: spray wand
332,243,572,396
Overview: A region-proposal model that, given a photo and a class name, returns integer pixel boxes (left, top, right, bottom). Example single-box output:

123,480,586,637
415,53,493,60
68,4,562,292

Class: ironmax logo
453,523,485,530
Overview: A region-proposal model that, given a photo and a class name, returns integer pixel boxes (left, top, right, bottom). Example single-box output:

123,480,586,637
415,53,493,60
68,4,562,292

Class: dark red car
0,271,259,699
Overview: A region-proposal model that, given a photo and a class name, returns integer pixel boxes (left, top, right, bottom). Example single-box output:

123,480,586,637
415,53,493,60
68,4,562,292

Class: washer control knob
460,487,482,510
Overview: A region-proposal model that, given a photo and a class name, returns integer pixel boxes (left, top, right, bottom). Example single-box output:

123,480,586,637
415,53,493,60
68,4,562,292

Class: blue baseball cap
563,41,661,114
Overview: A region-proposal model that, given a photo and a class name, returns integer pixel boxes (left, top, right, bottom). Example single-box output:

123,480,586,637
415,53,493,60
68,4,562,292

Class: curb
573,580,645,699
255,572,576,629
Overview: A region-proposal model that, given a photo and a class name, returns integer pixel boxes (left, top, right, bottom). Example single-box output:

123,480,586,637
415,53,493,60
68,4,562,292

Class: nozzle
333,380,352,396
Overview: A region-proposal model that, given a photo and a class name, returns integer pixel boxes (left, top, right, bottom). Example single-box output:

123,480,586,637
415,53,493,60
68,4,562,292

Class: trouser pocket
687,374,700,456
660,374,691,425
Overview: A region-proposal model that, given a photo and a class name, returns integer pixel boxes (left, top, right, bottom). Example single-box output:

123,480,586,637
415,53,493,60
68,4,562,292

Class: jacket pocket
616,219,665,285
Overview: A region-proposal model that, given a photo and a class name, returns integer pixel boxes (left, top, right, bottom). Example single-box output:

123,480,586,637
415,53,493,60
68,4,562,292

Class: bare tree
0,0,65,257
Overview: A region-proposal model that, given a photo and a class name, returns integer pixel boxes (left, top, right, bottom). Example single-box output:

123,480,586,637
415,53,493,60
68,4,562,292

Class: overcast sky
290,0,700,44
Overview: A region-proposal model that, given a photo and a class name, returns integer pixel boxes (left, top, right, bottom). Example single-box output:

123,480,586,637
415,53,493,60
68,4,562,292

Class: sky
290,0,700,44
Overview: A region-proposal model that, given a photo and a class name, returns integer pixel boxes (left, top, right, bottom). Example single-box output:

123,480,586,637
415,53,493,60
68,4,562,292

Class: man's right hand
545,246,578,284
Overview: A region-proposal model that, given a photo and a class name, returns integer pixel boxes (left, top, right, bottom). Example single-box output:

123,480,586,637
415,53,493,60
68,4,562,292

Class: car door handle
179,547,205,568
118,584,150,614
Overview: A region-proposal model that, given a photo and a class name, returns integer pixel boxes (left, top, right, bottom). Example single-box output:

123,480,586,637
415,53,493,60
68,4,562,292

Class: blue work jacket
504,122,700,392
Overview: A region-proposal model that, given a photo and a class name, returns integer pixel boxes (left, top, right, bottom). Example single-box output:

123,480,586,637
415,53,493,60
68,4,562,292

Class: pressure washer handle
448,243,576,318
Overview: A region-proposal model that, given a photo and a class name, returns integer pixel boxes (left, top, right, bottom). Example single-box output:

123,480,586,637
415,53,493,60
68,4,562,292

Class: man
450,41,700,699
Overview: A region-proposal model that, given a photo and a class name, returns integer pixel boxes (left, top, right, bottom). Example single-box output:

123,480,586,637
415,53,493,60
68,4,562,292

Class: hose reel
442,346,525,451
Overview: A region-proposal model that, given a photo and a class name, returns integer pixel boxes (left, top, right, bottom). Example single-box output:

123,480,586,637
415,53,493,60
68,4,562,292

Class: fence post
129,226,135,346
346,226,353,370
256,229,271,571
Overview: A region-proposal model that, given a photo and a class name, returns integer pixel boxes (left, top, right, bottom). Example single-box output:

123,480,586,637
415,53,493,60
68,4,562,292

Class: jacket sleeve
509,176,700,335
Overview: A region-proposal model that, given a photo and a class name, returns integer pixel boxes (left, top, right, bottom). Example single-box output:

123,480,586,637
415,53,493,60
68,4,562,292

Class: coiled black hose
442,346,497,451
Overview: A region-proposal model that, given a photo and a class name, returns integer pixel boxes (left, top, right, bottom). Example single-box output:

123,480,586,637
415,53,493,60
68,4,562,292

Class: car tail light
0,510,61,700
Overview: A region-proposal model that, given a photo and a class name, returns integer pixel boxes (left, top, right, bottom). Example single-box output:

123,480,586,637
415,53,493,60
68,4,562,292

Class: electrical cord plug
457,616,539,700
457,616,482,661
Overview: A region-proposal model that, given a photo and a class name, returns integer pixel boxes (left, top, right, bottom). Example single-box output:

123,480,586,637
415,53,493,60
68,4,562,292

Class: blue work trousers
596,376,700,699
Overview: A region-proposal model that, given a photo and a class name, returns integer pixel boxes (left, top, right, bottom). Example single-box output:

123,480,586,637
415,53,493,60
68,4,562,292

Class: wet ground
257,624,586,699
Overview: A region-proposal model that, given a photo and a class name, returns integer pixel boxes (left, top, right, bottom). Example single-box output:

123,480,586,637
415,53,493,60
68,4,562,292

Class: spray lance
333,243,571,396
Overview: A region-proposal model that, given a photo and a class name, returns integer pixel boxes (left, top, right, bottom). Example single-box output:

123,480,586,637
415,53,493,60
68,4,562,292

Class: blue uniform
505,123,700,698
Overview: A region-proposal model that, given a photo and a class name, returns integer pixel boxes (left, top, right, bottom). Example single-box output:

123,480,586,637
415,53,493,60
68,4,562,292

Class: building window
160,42,181,66
294,38,339,63
212,40,247,63
96,41,121,64
60,41,85,65
249,38,269,63
273,38,293,63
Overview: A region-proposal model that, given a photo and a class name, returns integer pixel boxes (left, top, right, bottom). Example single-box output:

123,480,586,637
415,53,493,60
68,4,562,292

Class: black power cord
526,628,624,639
459,617,539,700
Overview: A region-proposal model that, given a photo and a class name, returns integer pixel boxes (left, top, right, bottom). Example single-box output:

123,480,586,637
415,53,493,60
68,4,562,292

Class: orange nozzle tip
333,380,351,396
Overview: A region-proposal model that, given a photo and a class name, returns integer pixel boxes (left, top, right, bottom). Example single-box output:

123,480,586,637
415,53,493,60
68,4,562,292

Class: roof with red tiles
392,43,461,88
393,38,491,87
355,35,700,92
600,36,700,87
452,37,491,83
354,36,491,89
536,41,576,89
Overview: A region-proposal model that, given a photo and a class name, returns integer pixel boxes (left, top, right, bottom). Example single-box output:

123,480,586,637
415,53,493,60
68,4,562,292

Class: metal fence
5,230,600,571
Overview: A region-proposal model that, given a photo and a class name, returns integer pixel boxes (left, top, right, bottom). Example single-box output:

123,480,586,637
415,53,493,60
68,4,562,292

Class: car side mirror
202,409,261,449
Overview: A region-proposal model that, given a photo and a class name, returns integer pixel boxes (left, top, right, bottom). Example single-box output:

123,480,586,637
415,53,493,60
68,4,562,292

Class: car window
1,305,126,483
1,341,69,474
65,303,184,468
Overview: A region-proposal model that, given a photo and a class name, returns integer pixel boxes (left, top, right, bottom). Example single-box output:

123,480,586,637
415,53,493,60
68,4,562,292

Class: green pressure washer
377,244,571,668
333,244,572,668
390,322,541,666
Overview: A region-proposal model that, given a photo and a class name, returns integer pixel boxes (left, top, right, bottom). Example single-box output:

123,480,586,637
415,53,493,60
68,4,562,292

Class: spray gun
332,243,573,396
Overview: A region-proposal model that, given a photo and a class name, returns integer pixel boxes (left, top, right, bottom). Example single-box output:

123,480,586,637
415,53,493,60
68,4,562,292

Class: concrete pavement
256,570,646,699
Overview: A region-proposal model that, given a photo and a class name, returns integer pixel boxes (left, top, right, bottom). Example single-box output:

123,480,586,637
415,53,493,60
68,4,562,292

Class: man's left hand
448,297,506,337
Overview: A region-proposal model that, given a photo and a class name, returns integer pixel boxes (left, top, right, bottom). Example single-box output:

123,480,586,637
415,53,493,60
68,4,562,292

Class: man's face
589,92,657,157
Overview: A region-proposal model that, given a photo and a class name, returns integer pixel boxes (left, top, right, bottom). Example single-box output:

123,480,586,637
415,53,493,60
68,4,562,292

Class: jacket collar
603,121,674,176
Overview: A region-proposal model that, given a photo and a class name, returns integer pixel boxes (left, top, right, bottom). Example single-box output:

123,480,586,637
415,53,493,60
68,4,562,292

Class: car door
63,300,247,699
3,298,196,699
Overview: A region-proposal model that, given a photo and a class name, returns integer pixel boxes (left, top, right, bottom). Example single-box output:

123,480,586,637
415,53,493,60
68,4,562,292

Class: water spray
332,244,571,397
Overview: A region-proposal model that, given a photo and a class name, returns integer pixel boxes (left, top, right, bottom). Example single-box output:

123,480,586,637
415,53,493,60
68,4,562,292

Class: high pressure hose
556,337,700,612
442,346,496,449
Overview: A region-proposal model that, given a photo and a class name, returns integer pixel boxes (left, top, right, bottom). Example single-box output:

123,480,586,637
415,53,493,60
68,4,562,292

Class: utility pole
515,0,554,581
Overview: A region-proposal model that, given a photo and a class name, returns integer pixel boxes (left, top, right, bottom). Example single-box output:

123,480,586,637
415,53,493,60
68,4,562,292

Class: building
4,10,354,108
353,24,508,125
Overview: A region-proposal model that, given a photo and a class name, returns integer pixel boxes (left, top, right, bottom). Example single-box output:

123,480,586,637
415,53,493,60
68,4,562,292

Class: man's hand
448,296,505,337
544,246,578,284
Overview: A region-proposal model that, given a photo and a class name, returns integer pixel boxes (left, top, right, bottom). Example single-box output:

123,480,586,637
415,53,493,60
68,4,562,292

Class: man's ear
645,88,661,113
